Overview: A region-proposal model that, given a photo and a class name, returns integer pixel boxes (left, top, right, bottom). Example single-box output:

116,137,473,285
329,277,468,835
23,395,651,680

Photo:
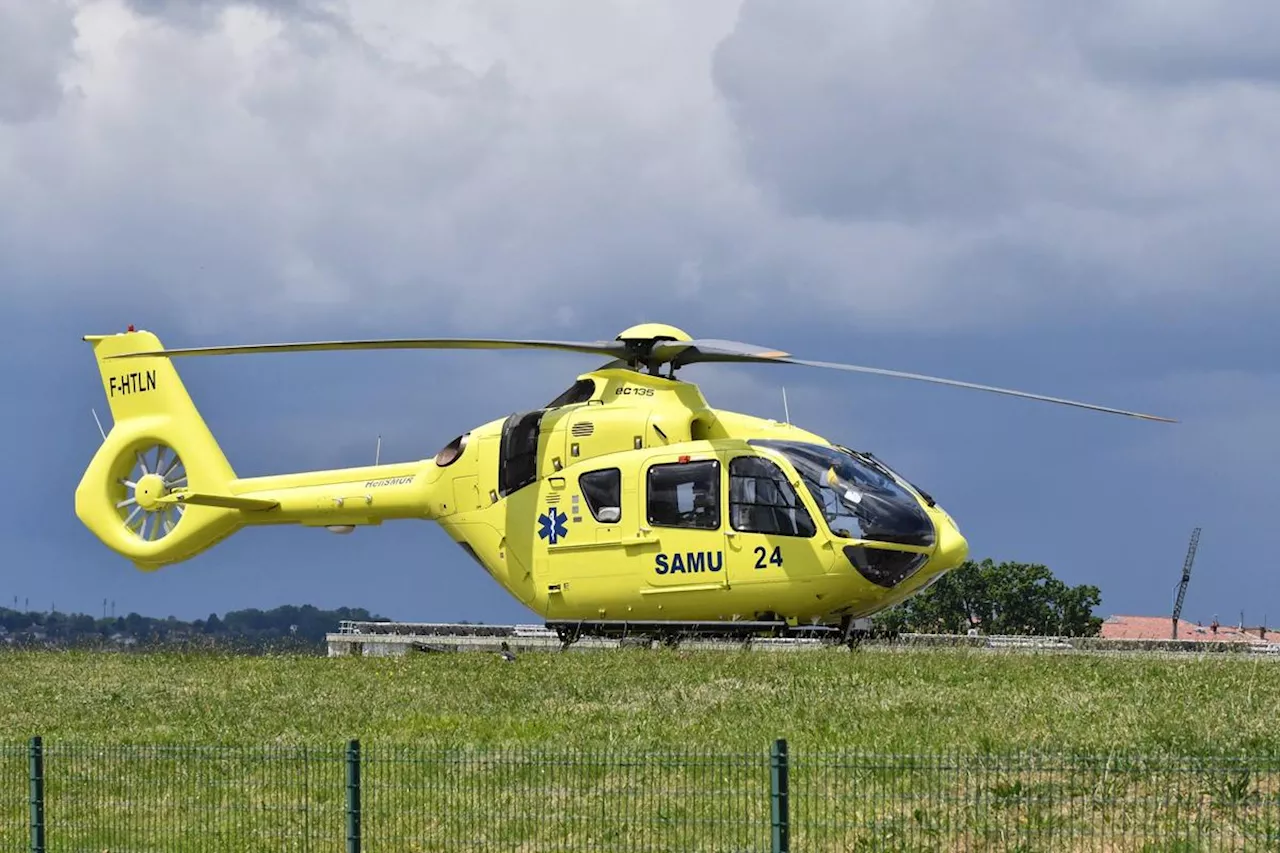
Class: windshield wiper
840,446,937,508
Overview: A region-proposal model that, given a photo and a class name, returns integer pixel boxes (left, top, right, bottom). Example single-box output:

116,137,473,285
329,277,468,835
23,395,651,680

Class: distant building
1101,615,1274,644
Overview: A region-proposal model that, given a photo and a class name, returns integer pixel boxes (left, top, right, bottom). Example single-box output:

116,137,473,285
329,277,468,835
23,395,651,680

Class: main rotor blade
661,339,1177,423
656,339,793,363
106,337,632,361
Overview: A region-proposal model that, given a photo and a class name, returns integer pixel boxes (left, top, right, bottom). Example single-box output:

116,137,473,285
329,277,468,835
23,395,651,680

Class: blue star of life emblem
538,507,569,544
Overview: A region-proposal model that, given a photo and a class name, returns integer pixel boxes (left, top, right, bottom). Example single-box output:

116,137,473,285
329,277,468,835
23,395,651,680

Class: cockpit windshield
750,440,935,548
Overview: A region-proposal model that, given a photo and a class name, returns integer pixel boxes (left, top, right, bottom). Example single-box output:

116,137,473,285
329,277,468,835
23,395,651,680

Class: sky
2,0,1277,627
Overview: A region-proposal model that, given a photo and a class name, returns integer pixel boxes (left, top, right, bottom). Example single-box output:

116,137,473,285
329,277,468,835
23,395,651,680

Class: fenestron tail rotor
115,444,187,542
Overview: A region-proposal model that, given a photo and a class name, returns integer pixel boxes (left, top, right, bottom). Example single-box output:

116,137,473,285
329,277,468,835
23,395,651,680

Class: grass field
4,644,1280,754
6,646,1280,850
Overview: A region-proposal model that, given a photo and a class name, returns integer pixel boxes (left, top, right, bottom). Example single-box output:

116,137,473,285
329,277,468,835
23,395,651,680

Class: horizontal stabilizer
161,492,279,511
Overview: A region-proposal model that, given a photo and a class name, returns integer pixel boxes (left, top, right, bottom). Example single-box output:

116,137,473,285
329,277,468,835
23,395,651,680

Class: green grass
3,645,1280,754
6,646,1280,851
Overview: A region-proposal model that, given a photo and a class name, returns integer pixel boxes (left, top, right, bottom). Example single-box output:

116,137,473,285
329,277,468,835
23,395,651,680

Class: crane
1171,527,1201,639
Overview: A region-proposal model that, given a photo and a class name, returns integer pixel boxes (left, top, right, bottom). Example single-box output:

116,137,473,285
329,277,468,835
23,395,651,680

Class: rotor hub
613,324,692,375
614,323,691,344
115,443,187,542
133,472,169,511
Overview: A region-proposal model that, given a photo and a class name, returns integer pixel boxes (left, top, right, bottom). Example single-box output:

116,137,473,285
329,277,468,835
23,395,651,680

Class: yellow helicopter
75,322,1174,639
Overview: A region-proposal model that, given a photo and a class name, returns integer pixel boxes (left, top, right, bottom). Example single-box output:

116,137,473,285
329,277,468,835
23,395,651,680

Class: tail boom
221,461,440,528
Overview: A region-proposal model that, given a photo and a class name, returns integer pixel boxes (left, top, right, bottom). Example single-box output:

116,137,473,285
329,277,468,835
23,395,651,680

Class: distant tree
69,614,97,635
872,558,1103,637
124,612,147,636
0,602,390,650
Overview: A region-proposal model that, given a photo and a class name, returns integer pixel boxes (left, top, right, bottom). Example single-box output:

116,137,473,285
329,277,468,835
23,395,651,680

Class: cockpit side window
580,468,621,523
647,460,720,530
748,439,935,547
729,456,816,537
545,378,596,409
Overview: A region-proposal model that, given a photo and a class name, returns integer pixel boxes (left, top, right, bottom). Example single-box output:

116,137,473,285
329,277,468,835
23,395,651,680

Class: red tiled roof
1101,614,1275,643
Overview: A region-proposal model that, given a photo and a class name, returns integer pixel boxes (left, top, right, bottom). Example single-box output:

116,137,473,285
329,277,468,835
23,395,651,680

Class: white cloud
3,0,1279,339
0,0,77,123
1,0,751,337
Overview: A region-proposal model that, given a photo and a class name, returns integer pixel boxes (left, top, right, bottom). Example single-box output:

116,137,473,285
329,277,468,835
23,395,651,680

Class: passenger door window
723,455,831,585
647,460,720,530
580,468,621,523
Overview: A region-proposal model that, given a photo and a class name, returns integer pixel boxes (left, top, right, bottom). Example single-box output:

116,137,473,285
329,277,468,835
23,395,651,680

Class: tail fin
75,328,249,570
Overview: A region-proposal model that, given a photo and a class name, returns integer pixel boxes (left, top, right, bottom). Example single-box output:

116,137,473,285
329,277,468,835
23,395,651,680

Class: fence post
29,736,45,853
770,738,789,853
346,739,361,853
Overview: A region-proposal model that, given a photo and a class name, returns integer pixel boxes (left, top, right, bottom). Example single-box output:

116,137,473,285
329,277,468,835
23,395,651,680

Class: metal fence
6,737,1280,851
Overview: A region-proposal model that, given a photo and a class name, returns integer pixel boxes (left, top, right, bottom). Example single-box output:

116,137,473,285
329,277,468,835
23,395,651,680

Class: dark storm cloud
704,0,1280,329
711,1,1060,222
710,0,1280,226
1077,1,1280,87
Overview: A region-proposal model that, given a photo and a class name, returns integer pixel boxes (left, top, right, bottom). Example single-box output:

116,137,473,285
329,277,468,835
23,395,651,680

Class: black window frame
728,455,817,538
434,432,469,467
545,378,597,409
646,459,721,530
579,467,622,523
498,410,544,496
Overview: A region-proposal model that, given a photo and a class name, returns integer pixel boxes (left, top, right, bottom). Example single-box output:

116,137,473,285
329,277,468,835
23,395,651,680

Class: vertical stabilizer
75,329,245,569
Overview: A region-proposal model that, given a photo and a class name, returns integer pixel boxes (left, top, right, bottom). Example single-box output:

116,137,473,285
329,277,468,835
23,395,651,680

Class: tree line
871,558,1104,637
0,604,390,652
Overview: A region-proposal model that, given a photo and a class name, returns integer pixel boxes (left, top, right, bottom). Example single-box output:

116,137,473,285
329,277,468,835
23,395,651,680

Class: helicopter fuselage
317,366,971,624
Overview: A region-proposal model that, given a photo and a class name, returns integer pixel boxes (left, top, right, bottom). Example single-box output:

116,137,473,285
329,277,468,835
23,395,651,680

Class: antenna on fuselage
782,387,791,426
375,434,382,466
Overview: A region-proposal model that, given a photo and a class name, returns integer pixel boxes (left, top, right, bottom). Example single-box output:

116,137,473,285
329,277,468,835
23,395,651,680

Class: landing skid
545,618,872,649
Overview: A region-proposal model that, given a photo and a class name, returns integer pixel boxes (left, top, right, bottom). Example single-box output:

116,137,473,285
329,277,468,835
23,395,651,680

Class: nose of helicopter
931,511,969,571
